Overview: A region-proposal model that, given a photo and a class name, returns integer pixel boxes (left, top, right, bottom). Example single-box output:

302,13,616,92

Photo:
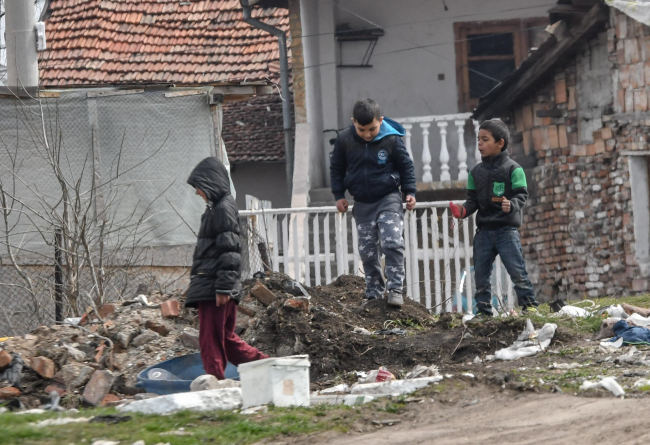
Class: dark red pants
198,299,268,379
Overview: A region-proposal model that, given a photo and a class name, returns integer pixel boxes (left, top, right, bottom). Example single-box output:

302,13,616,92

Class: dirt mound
240,274,532,386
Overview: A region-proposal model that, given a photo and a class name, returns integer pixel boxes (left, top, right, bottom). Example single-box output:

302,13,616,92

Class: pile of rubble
0,289,204,410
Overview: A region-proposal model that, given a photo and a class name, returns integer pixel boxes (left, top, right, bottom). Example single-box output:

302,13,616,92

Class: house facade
473,1,650,299
287,0,554,206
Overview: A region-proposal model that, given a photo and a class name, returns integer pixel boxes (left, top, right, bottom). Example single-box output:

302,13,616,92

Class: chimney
5,0,39,96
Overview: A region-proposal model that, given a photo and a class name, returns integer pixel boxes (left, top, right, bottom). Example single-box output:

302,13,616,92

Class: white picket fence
240,201,516,313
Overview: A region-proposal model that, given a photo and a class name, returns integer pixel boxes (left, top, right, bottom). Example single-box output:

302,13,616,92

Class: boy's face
352,117,383,142
195,187,207,203
477,129,505,157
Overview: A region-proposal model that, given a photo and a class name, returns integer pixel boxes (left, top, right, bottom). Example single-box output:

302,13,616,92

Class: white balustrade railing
395,113,479,183
240,201,516,313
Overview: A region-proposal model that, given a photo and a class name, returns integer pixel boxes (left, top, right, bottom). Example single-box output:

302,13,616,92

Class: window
454,18,549,112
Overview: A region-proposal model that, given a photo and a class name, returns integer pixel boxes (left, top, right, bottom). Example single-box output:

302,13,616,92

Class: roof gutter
240,0,294,199
4,0,39,96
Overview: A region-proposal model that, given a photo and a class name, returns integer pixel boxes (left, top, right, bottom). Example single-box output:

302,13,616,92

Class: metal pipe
5,0,39,96
240,0,294,199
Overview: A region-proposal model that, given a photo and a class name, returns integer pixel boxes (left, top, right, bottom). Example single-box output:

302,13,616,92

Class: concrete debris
63,344,87,362
311,394,377,406
83,370,115,406
118,388,243,415
181,328,200,350
190,375,240,392
314,383,349,395
350,376,443,396
131,330,160,347
241,405,268,415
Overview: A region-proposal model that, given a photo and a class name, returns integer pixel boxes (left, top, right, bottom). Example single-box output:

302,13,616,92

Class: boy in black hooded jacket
185,157,268,379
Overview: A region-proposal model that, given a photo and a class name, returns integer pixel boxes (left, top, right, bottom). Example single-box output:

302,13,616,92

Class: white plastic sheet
580,376,625,396
494,319,557,360
606,0,650,26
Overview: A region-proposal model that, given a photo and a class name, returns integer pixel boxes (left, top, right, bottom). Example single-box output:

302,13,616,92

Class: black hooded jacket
185,157,241,308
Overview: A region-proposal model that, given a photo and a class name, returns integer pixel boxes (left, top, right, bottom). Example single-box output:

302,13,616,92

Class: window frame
454,18,549,112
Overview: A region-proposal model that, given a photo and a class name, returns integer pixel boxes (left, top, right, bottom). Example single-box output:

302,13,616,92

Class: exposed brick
626,38,641,63
30,356,55,379
82,370,115,406
100,394,122,406
522,130,532,155
631,62,645,88
555,79,567,103
251,282,277,306
522,105,534,130
633,279,649,292
617,89,626,113
617,14,627,39
635,89,648,111
533,103,547,127
0,350,12,368
515,107,525,132
237,304,257,318
626,89,635,112
586,144,596,156
0,387,21,399
532,127,550,151
558,125,568,148
567,86,576,110
619,65,630,89
594,139,606,154
160,299,180,318
97,304,116,319
144,320,171,337
44,384,67,397
548,125,559,149
283,298,309,313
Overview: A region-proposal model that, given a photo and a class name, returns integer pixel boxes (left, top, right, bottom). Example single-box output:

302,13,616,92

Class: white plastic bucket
238,355,310,408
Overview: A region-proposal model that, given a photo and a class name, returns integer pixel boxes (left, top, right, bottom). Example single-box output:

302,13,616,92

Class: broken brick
0,350,12,368
251,282,277,306
44,384,67,397
283,298,309,313
95,342,107,363
82,370,115,406
160,299,180,318
0,387,21,399
97,304,117,319
145,320,171,336
237,304,256,318
30,356,55,379
100,394,122,406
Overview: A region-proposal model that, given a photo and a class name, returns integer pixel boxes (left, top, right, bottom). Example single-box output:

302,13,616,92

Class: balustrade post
403,123,413,160
455,120,468,180
437,121,450,181
474,120,481,164
420,122,432,182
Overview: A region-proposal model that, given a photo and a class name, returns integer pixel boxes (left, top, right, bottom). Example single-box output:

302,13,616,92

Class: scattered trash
0,353,23,387
550,362,582,370
556,306,591,318
372,419,402,426
580,377,625,396
358,367,396,384
372,328,406,336
118,388,243,415
190,375,239,392
622,304,650,318
405,365,440,380
600,337,624,352
485,355,496,362
350,376,443,396
63,318,82,326
634,379,650,388
610,320,650,345
607,305,629,319
473,356,482,364
33,417,91,427
595,318,622,340
462,313,475,325
148,368,180,381
240,405,268,415
91,441,120,445
461,373,475,379
494,319,557,360
89,415,132,424
616,346,638,364
627,313,650,327
352,326,371,336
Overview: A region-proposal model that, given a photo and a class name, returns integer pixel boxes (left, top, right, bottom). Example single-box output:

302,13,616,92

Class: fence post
54,228,63,323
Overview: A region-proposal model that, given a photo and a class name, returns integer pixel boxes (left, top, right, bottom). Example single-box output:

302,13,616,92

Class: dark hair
479,119,510,151
353,99,381,126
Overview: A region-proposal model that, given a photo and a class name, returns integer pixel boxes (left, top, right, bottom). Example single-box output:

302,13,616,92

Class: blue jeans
473,227,538,315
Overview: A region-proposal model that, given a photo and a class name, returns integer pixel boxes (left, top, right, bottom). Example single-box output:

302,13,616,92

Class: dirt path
314,392,650,444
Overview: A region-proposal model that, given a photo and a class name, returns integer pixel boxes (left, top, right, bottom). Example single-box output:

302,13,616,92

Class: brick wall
503,8,649,300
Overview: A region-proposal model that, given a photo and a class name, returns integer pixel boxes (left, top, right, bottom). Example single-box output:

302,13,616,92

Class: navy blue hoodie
330,118,417,203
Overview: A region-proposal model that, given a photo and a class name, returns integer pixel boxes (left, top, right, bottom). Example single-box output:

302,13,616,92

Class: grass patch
0,404,359,445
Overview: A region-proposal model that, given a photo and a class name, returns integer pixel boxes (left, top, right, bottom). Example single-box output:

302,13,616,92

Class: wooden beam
164,90,207,98
212,85,275,96
474,2,608,120
86,89,144,98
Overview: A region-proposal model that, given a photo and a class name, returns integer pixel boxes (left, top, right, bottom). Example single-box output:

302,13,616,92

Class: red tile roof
38,0,289,87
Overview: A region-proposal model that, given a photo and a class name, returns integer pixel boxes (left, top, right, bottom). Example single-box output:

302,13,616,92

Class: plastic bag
494,319,557,360
580,376,625,396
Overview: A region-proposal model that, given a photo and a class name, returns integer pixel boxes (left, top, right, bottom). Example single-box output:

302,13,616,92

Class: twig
451,327,467,356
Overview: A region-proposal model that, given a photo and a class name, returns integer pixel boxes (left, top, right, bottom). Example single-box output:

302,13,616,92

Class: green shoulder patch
467,172,476,190
511,167,527,189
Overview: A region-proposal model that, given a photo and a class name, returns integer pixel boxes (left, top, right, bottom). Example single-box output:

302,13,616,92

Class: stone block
251,282,277,307
555,79,567,103
30,356,55,379
132,330,159,347
144,320,170,337
0,387,21,399
522,105,534,130
160,299,180,318
61,364,95,390
116,330,138,349
548,125,559,149
284,298,309,313
190,375,240,392
0,350,12,368
82,370,115,406
118,388,243,415
181,328,200,350
633,279,649,292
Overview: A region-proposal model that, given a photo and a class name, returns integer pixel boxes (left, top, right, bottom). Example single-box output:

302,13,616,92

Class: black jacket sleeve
330,136,347,201
393,137,417,197
462,189,479,217
212,201,242,296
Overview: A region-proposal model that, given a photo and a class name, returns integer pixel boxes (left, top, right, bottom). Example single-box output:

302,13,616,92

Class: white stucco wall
301,0,553,189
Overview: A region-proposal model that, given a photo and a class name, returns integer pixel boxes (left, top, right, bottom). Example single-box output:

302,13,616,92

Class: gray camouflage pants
356,212,405,299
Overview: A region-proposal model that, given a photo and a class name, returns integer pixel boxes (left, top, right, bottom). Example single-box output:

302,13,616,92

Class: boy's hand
216,294,230,307
406,195,416,211
502,197,511,213
449,202,466,219
336,199,349,213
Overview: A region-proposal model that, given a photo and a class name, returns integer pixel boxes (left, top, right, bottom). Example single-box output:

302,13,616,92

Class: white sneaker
387,290,404,307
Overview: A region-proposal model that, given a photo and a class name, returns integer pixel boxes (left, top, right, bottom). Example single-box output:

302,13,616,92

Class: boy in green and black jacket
450,119,538,316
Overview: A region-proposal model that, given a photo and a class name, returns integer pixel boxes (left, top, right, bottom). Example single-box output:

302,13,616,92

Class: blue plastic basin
135,353,239,395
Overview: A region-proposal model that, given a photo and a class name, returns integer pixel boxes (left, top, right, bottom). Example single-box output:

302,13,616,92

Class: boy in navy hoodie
330,99,417,307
